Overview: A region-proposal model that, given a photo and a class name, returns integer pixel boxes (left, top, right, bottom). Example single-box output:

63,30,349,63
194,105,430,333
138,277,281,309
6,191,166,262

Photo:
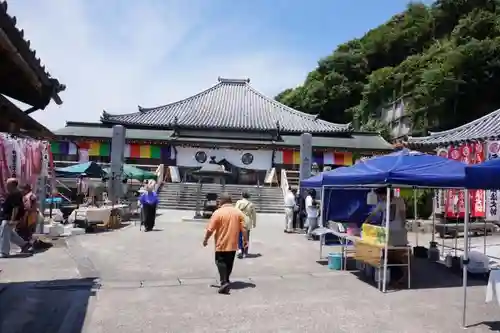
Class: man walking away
235,191,257,259
0,178,32,257
306,189,320,240
203,193,247,294
284,187,297,233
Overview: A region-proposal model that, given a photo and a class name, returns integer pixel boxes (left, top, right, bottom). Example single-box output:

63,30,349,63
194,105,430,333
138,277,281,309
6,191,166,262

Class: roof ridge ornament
217,77,250,84
101,110,110,120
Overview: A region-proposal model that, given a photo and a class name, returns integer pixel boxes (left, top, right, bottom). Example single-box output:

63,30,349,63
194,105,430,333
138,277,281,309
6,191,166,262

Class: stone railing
154,164,164,191
280,168,289,199
168,166,181,183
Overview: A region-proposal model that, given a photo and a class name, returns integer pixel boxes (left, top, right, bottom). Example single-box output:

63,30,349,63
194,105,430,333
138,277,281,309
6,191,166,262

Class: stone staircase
158,182,284,214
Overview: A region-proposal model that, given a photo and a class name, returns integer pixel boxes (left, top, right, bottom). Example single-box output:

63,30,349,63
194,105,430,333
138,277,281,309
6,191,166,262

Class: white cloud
7,0,311,130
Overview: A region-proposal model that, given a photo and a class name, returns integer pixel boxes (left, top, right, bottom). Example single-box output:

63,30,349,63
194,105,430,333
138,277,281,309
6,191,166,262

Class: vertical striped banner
312,152,323,165
88,142,110,157
277,150,353,166
124,144,168,159
322,151,352,166
282,150,294,164
50,141,78,155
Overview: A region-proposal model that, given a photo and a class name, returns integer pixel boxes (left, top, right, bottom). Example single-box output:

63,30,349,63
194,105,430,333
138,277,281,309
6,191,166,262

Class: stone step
158,204,283,214
157,182,284,214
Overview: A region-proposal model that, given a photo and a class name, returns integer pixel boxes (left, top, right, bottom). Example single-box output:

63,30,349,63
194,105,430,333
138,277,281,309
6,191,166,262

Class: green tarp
104,164,156,181
55,161,105,178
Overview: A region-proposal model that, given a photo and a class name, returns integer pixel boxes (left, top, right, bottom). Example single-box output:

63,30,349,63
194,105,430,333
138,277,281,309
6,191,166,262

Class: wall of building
50,139,376,171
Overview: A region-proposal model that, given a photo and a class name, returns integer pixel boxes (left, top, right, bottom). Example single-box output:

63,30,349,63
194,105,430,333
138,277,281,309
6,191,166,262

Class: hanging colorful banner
486,141,500,221
471,142,485,218
76,141,110,157
276,150,353,166
444,142,485,218
445,145,461,217
50,141,78,155
88,142,110,157
124,144,162,159
435,147,448,214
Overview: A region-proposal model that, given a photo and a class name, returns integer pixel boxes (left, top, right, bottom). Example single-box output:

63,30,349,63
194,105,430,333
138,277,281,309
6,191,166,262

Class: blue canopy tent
465,158,500,189
55,161,107,178
315,149,467,188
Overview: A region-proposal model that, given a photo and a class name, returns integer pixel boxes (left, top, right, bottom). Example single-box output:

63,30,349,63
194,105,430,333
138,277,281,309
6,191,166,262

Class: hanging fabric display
0,133,51,201
486,140,500,221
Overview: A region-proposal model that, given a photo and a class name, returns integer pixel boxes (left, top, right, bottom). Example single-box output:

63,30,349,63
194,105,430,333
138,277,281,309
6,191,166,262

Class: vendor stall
301,149,468,293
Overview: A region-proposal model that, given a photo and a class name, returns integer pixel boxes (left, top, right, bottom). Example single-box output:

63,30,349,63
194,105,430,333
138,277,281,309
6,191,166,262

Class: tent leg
320,186,325,228
382,187,391,293
462,189,470,329
414,188,418,246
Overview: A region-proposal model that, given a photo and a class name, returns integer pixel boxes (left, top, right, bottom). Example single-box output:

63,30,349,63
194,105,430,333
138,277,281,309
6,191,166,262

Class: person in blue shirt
140,186,158,232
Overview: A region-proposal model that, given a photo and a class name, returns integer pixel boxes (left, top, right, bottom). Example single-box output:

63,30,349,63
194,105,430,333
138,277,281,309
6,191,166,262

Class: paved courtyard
1,209,500,332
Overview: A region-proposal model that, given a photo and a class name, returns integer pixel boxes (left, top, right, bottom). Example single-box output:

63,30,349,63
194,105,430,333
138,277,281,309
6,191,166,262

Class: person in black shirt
0,178,31,257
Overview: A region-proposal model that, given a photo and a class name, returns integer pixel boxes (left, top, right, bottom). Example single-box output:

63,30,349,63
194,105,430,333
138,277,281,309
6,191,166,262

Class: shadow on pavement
0,278,97,333
468,320,500,331
230,281,256,290
350,257,487,290
245,253,262,259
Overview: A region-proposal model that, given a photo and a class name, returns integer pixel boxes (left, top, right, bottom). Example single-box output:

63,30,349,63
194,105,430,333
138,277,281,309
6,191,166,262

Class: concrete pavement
1,209,500,332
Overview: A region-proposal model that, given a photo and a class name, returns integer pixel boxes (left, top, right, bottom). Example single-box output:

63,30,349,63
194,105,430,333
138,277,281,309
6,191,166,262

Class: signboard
472,142,485,218
486,140,500,221
299,133,312,181
361,224,386,246
110,125,127,202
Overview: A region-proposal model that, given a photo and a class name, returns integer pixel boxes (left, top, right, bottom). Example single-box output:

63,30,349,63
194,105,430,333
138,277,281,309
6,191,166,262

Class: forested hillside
276,0,500,136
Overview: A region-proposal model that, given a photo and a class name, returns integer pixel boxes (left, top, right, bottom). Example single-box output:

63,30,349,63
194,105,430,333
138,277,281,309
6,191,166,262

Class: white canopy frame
320,183,472,328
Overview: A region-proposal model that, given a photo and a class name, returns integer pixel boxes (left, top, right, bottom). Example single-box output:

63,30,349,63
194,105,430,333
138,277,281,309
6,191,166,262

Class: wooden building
52,77,392,184
0,1,65,137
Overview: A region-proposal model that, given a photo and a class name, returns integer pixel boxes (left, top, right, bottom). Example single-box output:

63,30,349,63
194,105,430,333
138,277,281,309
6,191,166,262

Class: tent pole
414,188,418,246
431,190,436,243
382,186,391,293
484,217,487,255
462,188,470,328
320,185,325,228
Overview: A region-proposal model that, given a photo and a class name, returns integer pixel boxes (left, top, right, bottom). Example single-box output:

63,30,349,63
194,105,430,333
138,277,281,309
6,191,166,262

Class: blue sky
7,0,433,129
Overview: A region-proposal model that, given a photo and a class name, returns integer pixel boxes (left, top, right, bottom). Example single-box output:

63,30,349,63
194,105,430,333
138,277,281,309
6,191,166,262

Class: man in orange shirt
203,193,248,294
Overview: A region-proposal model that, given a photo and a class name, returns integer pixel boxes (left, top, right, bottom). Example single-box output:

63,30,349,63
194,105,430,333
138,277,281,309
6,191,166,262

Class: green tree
275,0,500,138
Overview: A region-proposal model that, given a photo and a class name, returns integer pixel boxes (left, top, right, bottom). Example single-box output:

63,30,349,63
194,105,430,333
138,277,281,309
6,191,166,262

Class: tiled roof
0,1,65,106
408,108,500,147
101,77,351,134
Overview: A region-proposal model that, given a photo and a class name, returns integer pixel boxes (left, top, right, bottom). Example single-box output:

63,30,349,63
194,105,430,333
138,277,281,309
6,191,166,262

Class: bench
435,222,496,239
